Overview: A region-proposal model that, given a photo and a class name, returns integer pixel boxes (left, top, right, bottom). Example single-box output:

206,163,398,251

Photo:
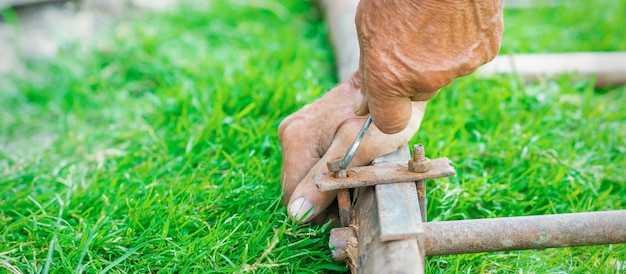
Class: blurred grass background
0,0,624,273
501,0,626,53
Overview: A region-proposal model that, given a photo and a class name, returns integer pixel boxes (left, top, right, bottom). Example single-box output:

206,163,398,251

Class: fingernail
353,91,365,114
289,197,315,223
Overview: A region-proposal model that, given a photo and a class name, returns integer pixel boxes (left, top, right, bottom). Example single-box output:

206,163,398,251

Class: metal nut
408,144,431,173
408,157,431,173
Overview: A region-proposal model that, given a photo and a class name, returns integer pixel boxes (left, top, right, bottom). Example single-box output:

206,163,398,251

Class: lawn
1,0,624,273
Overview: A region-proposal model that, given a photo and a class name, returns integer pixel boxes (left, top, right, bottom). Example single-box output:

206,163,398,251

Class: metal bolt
413,144,426,161
408,144,431,173
337,189,351,226
327,158,347,178
329,227,357,262
327,157,351,226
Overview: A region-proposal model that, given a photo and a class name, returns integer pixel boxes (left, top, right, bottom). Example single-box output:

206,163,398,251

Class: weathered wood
478,52,626,87
351,146,425,274
314,0,360,82
314,157,455,191
376,182,424,241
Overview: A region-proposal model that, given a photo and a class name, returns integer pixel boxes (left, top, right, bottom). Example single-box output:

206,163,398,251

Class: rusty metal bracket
314,157,455,192
323,145,626,274
318,145,455,241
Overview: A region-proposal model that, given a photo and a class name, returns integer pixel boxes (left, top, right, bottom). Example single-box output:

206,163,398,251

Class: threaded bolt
408,144,431,173
413,144,426,161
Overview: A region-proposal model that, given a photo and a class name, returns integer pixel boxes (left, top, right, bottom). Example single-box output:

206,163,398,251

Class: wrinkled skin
354,0,503,134
279,76,425,224
280,0,503,224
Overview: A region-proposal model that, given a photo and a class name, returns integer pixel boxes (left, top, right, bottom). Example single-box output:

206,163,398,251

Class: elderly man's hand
279,76,425,224
354,0,503,134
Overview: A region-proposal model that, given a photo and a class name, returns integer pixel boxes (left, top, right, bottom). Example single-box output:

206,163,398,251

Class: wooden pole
479,52,626,87
314,0,360,82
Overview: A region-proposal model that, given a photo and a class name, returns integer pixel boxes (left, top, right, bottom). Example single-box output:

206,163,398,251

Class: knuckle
277,118,290,142
278,115,307,146
278,115,297,142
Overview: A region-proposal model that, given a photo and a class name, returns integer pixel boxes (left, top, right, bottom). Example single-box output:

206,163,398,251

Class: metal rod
421,210,626,256
340,115,372,170
415,180,426,223
337,189,352,227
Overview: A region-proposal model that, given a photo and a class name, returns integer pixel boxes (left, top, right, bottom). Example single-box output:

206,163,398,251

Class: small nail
289,197,315,223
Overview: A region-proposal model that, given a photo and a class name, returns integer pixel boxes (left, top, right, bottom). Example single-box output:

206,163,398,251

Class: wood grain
376,182,424,242
351,147,425,274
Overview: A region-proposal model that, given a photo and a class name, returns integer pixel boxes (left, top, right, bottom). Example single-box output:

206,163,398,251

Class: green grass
1,0,625,273
501,0,626,53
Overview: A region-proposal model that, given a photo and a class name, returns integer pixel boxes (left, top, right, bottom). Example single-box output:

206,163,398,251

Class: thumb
353,82,413,134
368,93,413,134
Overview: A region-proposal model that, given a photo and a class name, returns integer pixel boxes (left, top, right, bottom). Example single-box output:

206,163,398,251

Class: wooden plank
1,0,66,9
314,0,359,82
352,147,425,274
376,182,424,241
478,52,626,87
314,157,455,191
